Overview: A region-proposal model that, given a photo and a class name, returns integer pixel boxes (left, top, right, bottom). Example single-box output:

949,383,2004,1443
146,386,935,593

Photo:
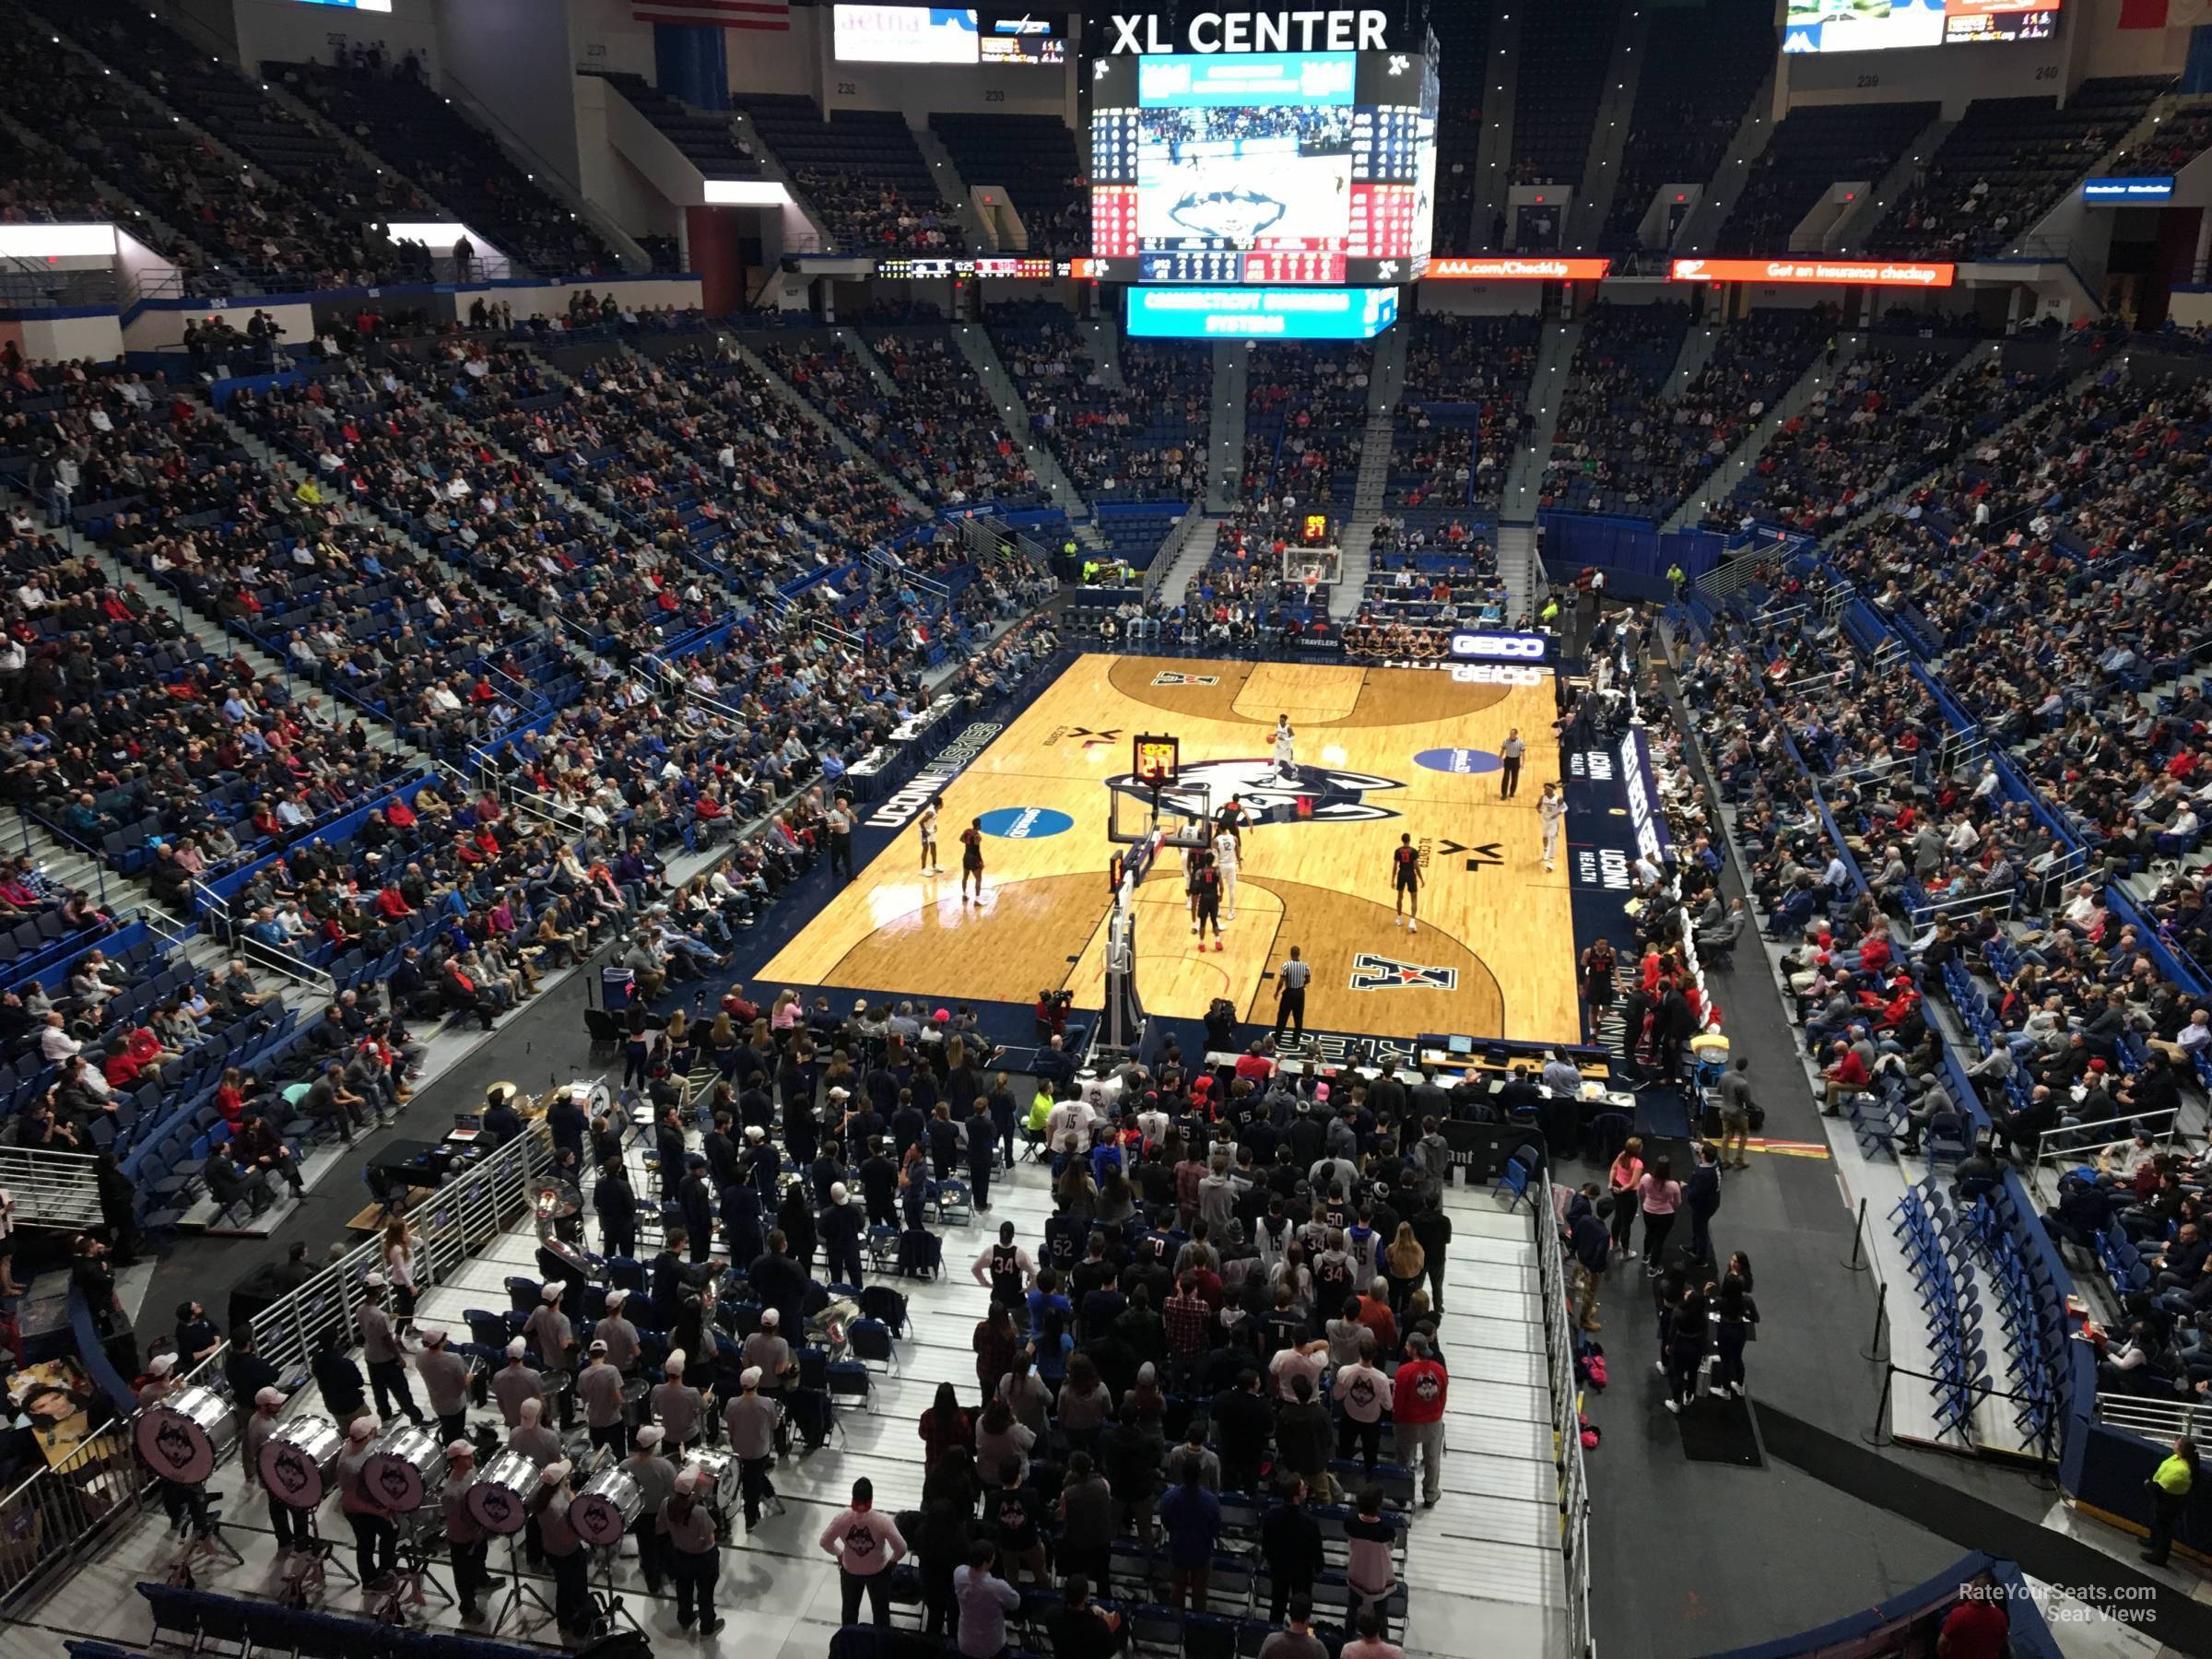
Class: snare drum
362,1423,448,1515
135,1385,233,1486
567,1463,644,1548
259,1416,346,1510
466,1446,548,1535
684,1448,740,1514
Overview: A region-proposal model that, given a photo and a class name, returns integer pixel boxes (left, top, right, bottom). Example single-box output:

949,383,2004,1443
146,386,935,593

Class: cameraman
1035,988,1071,1041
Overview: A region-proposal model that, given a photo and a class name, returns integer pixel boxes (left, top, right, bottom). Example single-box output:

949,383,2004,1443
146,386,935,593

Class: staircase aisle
724,334,931,520
1406,1187,1572,1656
1206,344,1251,515
1496,523,1543,621
1155,513,1219,606
1663,335,1860,533
1565,7,1649,253
1499,319,1582,527
947,324,1097,539
1331,407,1396,622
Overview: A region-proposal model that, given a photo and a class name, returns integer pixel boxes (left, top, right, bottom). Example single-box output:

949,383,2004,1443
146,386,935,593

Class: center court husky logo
1109,759,1406,824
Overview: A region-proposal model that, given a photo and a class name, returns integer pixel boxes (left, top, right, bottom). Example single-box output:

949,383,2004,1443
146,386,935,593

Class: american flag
632,0,791,29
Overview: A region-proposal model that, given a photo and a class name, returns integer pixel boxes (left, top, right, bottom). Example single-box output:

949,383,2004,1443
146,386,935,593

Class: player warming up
959,818,985,901
1269,714,1297,783
1192,851,1225,949
1538,782,1567,873
1213,823,1241,921
918,801,942,877
1392,831,1421,933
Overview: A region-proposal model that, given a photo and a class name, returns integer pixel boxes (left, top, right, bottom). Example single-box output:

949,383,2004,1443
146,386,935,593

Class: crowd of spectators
764,333,1040,512
0,128,108,227
793,169,965,254
2100,107,2212,180
1867,80,2167,260
15,2,434,294
1806,364,2212,947
1723,344,1961,534
1545,307,1832,520
1243,344,1373,510
1394,315,1536,511
993,311,1206,505
274,53,626,278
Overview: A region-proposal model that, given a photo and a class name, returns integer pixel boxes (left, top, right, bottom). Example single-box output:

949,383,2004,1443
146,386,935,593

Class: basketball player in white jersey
1538,782,1567,873
918,801,942,876
1269,714,1297,783
1212,825,1241,921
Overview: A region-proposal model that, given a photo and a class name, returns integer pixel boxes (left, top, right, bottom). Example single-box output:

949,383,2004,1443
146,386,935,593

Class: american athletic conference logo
1106,758,1408,824
1349,953,1458,991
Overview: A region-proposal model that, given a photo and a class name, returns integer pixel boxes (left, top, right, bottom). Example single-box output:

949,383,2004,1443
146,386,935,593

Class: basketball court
764,653,1583,1043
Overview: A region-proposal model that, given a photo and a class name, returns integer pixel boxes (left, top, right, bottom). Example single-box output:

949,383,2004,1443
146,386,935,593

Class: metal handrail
236,935,339,997
0,1123,558,1608
0,1146,101,1230
2030,1109,2186,1182
1905,886,2017,929
1532,1181,1594,1659
2094,1392,2204,1442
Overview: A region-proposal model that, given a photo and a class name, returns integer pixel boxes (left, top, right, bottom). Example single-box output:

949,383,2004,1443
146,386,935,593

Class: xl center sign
1104,8,1394,52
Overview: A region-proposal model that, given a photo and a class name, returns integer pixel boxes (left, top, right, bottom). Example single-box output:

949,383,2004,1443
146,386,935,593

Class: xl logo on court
1109,759,1407,824
1151,671,1220,687
1050,725,1123,749
1349,954,1458,992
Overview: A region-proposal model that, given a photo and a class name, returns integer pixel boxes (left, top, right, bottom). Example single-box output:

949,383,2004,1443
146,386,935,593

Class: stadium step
840,328,903,399
1822,113,1953,254
724,333,931,519
909,124,997,253
1565,5,1650,253
1664,333,1863,535
1499,319,1582,524
1085,312,1127,391
947,323,1094,528
1496,523,1543,621
1672,63,1783,256
1465,5,1527,249
1205,343,1251,516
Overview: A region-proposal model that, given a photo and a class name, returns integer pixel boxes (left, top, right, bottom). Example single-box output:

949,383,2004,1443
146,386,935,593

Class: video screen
1124,285,1399,340
1090,48,1436,286
833,6,980,65
1782,0,2060,54
981,8,1066,64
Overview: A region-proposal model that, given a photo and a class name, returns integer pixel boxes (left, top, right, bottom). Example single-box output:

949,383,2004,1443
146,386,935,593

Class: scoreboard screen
1783,0,2061,53
1090,47,1437,286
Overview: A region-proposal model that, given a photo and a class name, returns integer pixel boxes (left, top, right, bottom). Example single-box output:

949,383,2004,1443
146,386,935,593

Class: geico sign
1449,632,1548,662
1449,663,1546,687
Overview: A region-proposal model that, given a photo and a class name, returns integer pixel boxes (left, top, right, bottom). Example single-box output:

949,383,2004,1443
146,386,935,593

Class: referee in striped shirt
1274,946,1311,1046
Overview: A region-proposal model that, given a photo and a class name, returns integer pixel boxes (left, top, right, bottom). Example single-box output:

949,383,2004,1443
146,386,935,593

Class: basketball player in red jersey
959,818,985,902
1192,850,1224,950
1392,832,1421,933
